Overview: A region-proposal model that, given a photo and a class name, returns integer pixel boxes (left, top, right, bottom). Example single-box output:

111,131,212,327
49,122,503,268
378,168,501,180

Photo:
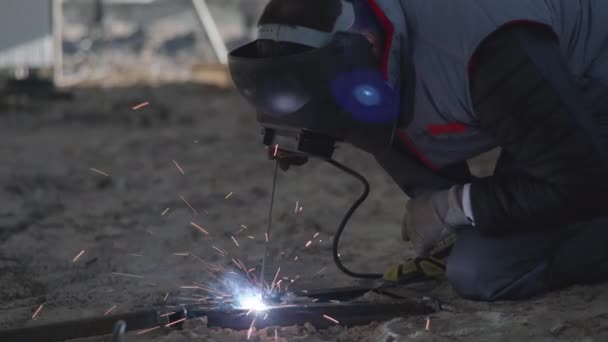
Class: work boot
384,234,456,284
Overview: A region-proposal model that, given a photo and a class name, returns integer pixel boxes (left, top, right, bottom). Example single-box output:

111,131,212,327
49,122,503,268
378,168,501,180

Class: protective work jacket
372,0,608,234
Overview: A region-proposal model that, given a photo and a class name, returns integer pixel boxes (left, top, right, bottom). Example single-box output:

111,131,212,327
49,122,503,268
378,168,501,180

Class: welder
228,0,608,301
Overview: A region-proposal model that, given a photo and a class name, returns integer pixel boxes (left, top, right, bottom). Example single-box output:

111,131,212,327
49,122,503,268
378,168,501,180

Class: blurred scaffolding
59,0,267,87
0,0,267,89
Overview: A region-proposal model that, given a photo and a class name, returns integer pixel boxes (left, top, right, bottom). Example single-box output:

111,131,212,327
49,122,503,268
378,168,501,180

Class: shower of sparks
104,305,116,316
247,318,257,340
111,272,144,279
72,250,85,263
161,208,170,216
180,194,199,216
172,160,185,175
132,101,150,110
425,317,431,331
136,326,161,335
323,314,340,325
273,144,279,157
225,192,233,199
90,168,109,177
32,304,44,319
190,221,209,235
231,236,240,248
305,240,312,248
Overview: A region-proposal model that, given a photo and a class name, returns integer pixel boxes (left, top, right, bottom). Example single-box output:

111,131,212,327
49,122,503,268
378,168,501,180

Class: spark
273,144,279,157
240,225,248,229
299,206,303,212
323,314,340,325
294,256,299,261
165,318,187,327
132,101,150,110
329,300,341,304
193,282,229,296
212,245,227,256
72,250,85,263
305,240,312,248
104,305,116,316
294,201,299,214
136,326,161,335
247,318,257,340
265,232,269,243
190,221,209,235
180,194,199,216
425,317,431,331
32,304,44,320
174,252,189,256
163,293,170,302
225,192,233,199
275,329,278,341
161,208,170,216
231,236,240,248
173,160,185,175
90,168,109,177
313,232,320,238
128,253,143,257
270,267,281,293
160,311,177,318
312,267,327,278
248,236,255,240
111,272,144,279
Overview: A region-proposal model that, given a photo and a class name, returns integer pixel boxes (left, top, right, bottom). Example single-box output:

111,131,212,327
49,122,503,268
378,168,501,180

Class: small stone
303,322,316,334
550,322,567,335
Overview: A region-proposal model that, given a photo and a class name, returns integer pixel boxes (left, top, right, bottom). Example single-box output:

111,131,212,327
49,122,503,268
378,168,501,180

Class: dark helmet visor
229,32,399,155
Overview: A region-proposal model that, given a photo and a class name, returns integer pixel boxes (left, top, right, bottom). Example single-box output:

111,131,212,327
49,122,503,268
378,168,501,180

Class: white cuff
462,183,476,226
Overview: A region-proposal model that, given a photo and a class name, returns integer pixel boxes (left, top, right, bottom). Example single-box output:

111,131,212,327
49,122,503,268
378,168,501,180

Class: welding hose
327,159,383,279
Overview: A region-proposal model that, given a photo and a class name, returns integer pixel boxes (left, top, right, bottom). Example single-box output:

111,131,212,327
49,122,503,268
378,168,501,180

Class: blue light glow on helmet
330,70,399,123
353,84,381,106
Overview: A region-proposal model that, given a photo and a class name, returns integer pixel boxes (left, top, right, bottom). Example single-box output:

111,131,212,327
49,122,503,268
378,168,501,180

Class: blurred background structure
0,0,267,90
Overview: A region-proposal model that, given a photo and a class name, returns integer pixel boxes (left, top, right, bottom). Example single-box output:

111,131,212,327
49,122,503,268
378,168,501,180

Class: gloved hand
402,185,471,257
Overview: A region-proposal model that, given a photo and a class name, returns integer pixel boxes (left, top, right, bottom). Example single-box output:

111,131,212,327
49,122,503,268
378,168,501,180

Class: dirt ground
0,83,606,342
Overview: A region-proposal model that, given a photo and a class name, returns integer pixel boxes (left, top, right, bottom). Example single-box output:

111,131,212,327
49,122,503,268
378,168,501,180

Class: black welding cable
326,159,383,279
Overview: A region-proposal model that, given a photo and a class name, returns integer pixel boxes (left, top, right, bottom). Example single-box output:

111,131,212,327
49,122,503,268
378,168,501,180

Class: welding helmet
229,0,403,160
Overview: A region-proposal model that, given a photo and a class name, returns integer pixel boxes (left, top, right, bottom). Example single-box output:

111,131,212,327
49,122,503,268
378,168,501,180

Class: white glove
402,185,472,257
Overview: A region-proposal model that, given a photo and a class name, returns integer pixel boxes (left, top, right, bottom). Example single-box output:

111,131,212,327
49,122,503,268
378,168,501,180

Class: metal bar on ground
0,300,433,342
194,301,434,330
0,309,164,342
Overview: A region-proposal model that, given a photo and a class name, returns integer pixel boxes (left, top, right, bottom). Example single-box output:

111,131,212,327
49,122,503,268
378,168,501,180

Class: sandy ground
0,1,606,341
0,83,607,342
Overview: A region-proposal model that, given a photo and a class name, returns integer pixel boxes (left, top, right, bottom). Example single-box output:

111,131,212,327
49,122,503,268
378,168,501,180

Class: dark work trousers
446,151,608,301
